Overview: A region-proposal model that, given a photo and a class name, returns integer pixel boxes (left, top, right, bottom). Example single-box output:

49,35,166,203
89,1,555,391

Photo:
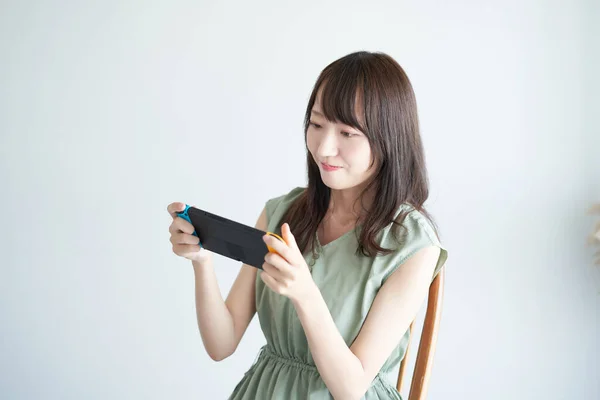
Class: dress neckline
307,221,363,269
315,224,359,250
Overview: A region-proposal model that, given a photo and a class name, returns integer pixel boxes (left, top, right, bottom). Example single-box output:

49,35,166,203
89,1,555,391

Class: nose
316,130,339,158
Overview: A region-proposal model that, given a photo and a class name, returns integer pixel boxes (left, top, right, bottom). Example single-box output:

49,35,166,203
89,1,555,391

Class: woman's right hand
167,202,213,264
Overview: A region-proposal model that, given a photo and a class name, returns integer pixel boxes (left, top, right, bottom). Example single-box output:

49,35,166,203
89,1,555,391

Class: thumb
282,223,298,249
168,202,187,218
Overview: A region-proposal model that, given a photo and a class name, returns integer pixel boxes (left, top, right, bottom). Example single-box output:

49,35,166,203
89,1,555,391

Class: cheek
344,142,372,170
306,130,317,152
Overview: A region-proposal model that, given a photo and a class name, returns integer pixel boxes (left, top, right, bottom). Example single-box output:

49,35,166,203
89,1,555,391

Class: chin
320,171,374,192
320,175,350,190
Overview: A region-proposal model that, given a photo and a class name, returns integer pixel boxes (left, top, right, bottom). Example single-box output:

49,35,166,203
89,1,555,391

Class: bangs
317,68,367,134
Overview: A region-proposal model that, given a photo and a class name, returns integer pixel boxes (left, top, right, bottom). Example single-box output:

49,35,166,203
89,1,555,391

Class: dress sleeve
263,186,305,233
379,209,448,285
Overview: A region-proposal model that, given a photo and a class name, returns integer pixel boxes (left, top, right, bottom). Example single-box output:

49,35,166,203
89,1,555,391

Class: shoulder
378,203,449,283
265,186,305,211
395,204,441,246
266,186,305,206
264,186,306,226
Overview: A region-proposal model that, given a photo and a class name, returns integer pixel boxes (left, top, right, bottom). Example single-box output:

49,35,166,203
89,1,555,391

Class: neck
328,185,375,223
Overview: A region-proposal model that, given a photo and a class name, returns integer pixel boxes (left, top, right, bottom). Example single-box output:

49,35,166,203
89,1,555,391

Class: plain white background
1,1,598,399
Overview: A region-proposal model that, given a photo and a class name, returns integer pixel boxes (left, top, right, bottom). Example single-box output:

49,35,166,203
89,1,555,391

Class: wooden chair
396,267,445,399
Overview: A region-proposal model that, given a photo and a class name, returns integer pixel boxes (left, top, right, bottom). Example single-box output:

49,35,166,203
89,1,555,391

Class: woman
167,51,448,399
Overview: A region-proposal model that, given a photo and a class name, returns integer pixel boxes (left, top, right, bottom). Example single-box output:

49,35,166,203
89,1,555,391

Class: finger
170,217,195,235
170,232,200,245
173,243,202,254
262,261,286,283
264,253,292,279
264,235,292,261
260,271,280,294
167,202,186,219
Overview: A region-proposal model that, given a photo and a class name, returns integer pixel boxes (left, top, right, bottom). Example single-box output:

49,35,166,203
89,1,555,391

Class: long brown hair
280,51,439,258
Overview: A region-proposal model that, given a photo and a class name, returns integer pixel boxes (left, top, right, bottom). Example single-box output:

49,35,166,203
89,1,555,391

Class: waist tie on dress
253,345,319,373
249,345,399,396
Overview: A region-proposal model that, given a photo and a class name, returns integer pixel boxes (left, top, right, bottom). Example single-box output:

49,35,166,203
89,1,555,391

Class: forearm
192,259,235,361
292,283,365,399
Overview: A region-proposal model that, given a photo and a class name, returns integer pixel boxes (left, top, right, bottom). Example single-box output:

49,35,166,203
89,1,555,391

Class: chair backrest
396,267,445,399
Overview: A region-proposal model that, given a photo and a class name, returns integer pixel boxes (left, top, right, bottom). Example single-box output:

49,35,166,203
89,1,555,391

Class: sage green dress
228,186,448,400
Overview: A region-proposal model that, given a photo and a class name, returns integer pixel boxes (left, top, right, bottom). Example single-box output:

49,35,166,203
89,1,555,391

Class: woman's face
306,90,378,191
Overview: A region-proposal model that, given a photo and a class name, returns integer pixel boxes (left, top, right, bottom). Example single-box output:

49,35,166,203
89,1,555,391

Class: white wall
584,4,600,397
1,1,598,399
586,0,600,200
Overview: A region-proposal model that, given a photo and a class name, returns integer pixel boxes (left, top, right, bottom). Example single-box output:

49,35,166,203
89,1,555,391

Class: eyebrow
311,109,324,116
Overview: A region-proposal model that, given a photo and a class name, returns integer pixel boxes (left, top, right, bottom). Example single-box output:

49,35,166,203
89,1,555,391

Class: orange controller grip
266,232,285,253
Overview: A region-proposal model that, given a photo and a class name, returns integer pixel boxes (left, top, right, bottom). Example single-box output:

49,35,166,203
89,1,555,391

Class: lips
321,162,342,171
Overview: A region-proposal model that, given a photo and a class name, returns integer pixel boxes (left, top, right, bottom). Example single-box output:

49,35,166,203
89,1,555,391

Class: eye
309,121,322,129
341,131,355,138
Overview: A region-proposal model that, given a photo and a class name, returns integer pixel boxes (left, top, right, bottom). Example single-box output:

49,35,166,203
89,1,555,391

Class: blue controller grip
176,204,203,248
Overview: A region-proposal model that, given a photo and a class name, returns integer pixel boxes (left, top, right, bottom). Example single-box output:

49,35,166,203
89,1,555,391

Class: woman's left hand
260,223,316,303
